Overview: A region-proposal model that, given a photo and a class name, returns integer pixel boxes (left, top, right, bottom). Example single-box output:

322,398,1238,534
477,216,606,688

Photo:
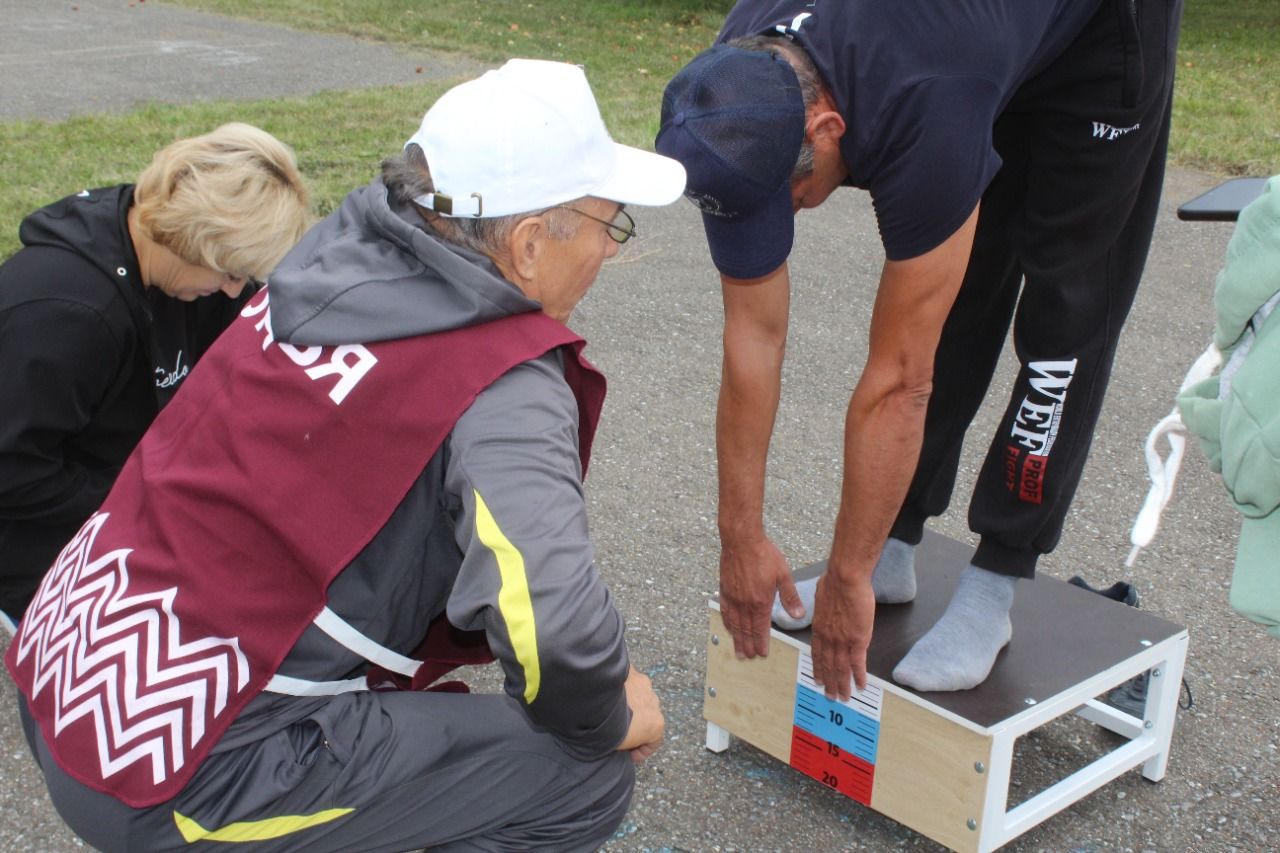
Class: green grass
0,1,725,257
1174,0,1279,175
1,0,1275,258
158,0,728,148
0,89,455,258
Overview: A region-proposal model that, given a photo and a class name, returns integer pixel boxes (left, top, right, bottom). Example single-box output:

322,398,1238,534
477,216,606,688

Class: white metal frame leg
974,632,1189,851
976,730,1016,852
1142,633,1188,781
706,720,731,753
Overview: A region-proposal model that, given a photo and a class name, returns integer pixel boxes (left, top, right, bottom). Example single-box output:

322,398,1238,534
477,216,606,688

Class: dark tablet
1177,176,1268,222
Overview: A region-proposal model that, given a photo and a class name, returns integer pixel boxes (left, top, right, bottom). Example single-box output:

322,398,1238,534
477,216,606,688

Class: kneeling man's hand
619,665,664,763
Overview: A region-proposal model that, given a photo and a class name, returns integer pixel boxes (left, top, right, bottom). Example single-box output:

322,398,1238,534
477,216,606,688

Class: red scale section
788,727,874,805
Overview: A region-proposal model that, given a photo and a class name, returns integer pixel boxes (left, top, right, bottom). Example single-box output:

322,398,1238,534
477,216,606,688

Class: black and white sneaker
1067,576,1193,716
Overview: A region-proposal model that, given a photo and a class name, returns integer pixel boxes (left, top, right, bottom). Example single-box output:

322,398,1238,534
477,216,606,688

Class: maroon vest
6,288,605,807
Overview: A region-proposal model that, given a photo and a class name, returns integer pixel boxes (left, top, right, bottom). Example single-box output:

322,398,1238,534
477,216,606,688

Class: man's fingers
747,607,772,657
776,571,805,619
723,600,773,659
731,629,766,659
722,606,747,658
816,650,866,699
825,661,853,701
724,605,764,659
814,637,854,701
737,610,769,658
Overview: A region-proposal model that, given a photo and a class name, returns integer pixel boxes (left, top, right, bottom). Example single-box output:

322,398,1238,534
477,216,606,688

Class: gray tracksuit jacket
217,180,631,761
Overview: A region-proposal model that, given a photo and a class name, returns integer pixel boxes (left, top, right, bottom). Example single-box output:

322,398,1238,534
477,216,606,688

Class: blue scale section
793,684,880,764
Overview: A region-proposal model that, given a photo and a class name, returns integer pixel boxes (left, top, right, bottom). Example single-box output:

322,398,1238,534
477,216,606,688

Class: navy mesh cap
656,44,805,279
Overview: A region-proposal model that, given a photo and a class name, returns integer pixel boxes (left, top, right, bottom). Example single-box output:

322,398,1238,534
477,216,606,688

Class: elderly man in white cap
8,59,686,852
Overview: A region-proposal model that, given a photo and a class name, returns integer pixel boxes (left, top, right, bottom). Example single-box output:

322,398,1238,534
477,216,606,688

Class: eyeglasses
556,206,637,244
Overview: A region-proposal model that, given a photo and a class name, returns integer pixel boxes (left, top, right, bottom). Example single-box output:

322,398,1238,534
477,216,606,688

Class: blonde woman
0,123,310,625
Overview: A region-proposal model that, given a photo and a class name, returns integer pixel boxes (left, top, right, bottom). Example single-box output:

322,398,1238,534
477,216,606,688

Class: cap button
673,111,687,126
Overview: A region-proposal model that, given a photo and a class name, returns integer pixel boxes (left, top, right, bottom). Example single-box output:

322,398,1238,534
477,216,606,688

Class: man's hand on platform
811,572,875,699
719,533,801,659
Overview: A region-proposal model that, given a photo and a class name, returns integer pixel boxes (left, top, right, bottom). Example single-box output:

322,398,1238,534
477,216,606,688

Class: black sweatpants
889,0,1184,578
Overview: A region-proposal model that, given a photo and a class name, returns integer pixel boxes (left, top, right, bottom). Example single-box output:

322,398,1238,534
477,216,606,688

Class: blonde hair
133,123,311,279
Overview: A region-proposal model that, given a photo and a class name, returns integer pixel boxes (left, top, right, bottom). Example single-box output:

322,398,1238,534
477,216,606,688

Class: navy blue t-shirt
718,0,1104,260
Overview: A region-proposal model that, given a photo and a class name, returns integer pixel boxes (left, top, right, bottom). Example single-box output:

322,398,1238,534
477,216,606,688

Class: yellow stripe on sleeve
473,489,541,703
173,807,354,843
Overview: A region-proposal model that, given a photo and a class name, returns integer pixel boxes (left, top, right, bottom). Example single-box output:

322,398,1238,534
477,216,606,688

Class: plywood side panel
703,611,798,764
871,690,993,853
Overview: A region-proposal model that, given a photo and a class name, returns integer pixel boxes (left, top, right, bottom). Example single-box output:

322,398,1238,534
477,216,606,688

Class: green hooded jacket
1178,175,1280,639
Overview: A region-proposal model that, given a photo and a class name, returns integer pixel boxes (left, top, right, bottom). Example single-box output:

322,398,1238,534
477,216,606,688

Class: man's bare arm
812,205,980,698
716,262,802,658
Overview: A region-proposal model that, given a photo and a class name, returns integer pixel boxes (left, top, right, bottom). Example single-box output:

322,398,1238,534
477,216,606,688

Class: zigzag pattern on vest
14,512,250,785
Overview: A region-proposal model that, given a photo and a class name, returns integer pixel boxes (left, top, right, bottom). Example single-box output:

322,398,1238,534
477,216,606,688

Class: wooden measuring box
703,532,1188,852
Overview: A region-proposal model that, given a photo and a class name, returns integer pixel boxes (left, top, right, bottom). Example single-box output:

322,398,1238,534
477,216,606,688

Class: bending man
657,0,1181,695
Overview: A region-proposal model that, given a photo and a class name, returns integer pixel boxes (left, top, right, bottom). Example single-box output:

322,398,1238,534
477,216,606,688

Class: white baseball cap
406,59,686,218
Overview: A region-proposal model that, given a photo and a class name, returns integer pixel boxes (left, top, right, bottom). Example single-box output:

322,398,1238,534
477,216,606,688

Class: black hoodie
0,185,250,619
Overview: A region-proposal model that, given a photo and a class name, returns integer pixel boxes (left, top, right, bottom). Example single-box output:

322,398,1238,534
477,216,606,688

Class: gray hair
382,144,580,256
727,34,823,179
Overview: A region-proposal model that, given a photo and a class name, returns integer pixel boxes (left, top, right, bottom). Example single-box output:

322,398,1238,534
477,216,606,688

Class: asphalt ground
0,2,1275,851
0,0,481,121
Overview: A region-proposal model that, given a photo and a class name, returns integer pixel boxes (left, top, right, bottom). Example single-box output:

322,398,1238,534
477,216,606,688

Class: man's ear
505,214,548,284
806,108,846,145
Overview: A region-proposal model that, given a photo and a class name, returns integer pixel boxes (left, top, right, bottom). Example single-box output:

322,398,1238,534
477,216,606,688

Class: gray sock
770,538,919,630
872,537,916,604
892,564,1015,692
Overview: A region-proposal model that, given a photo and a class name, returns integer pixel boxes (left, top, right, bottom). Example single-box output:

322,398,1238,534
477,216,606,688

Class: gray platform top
779,532,1184,728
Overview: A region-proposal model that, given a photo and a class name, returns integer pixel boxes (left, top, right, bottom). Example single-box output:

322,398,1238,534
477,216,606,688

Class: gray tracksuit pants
22,690,633,852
